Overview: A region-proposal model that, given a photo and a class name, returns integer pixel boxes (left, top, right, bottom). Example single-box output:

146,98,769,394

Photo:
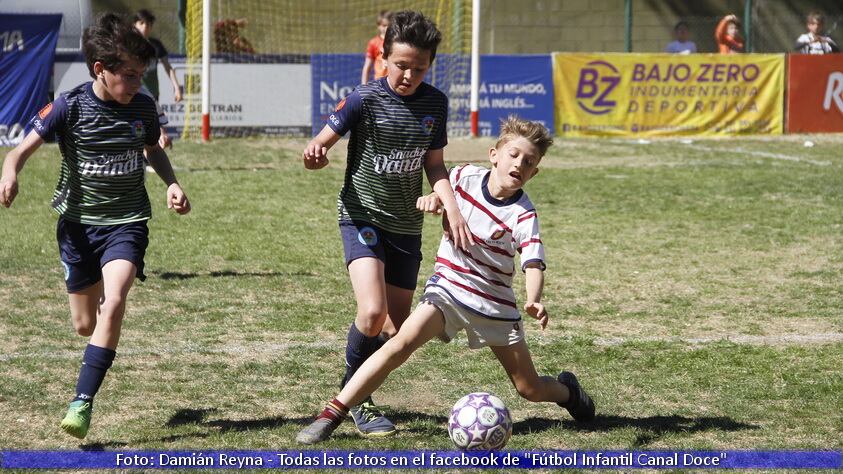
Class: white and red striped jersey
426,164,545,321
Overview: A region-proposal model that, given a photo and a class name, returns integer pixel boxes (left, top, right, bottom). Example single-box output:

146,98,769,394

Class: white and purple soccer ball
448,392,512,450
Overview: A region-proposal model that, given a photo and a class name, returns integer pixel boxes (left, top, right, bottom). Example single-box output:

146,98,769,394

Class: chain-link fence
79,0,843,57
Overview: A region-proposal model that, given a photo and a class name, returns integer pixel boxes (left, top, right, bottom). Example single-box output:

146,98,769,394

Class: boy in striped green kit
0,13,191,439
302,10,473,436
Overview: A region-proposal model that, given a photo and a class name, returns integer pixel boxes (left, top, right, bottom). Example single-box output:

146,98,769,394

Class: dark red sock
316,398,349,422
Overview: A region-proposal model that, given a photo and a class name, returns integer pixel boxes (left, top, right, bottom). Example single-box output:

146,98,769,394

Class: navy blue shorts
56,216,149,293
339,220,422,290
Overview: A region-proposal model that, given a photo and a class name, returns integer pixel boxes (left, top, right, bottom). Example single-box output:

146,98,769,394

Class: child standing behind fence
794,12,839,54
715,14,744,54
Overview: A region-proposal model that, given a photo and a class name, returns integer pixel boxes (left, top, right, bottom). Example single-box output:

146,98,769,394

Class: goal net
181,0,473,140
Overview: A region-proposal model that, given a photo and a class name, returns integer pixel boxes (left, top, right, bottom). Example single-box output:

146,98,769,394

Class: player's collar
482,170,523,207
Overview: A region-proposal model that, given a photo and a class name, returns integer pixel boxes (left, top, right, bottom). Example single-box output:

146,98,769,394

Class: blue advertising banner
444,55,554,137
310,54,553,137
0,14,62,146
1,450,841,469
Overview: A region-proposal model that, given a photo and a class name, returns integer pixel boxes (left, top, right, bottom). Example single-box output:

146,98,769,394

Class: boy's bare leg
492,341,596,421
491,340,570,403
68,281,103,337
381,283,414,337
348,257,388,337
61,259,135,439
296,301,445,444
89,259,136,350
339,301,445,408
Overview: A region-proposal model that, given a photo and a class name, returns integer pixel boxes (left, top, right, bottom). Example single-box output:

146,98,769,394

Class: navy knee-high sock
72,344,116,405
341,323,382,389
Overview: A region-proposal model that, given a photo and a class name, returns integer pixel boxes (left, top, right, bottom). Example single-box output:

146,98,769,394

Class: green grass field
1,135,841,459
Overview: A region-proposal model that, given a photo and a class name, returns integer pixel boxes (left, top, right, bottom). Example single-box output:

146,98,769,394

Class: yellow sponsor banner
553,53,784,137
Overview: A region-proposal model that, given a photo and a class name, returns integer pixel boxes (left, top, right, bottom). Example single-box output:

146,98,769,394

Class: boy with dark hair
297,116,595,445
133,9,182,103
666,21,697,54
795,12,839,54
0,13,191,439
302,10,473,438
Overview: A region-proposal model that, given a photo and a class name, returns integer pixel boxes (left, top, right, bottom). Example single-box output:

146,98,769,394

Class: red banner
787,54,843,133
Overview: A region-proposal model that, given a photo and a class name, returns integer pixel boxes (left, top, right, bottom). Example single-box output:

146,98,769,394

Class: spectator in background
133,10,182,102
214,18,256,54
715,14,744,54
361,10,391,84
665,21,697,54
794,12,839,54
134,10,179,149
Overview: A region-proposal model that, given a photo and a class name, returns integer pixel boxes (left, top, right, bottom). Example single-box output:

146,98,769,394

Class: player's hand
173,87,183,102
443,205,475,252
158,130,173,149
524,302,548,330
167,183,191,215
303,140,329,170
0,176,18,208
416,192,443,214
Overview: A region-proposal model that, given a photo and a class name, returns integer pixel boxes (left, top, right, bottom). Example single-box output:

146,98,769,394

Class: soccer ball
448,392,512,450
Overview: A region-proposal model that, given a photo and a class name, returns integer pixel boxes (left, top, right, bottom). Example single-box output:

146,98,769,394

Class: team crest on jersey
38,103,53,119
335,97,347,112
131,120,145,138
490,228,507,241
357,226,379,247
420,116,435,135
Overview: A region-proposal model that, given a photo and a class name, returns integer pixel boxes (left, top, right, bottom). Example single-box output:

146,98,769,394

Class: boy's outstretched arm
303,125,342,170
145,144,191,215
0,130,44,208
524,263,548,330
424,149,474,251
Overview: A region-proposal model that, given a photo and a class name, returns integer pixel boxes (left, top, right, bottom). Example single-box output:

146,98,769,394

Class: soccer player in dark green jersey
0,13,191,440
303,10,473,436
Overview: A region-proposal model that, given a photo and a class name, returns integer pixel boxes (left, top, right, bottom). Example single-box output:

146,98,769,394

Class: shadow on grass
516,414,758,447
79,408,315,449
152,270,315,280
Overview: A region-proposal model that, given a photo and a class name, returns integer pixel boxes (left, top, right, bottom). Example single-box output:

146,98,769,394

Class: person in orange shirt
715,14,744,54
361,10,391,84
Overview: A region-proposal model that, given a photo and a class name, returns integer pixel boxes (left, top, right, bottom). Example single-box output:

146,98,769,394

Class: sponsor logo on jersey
131,120,144,138
335,97,347,111
81,150,142,177
372,147,426,174
38,103,53,119
421,115,435,135
358,226,379,247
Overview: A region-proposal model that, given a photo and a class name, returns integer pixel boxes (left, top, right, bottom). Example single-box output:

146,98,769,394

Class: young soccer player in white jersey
302,10,474,437
297,117,595,444
0,13,191,439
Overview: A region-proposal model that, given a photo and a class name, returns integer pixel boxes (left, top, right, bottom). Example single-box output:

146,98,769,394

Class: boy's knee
355,308,388,336
515,383,544,403
70,310,96,336
73,321,95,337
98,295,126,319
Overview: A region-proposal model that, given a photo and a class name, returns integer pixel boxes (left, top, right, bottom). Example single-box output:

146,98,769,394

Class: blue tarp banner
0,14,61,146
1,450,841,469
310,54,554,137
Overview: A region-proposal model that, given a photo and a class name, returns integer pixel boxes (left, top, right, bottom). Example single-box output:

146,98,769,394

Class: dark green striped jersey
29,82,161,225
328,77,448,235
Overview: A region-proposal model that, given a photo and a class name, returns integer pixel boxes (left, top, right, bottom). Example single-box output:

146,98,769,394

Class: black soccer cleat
557,371,596,422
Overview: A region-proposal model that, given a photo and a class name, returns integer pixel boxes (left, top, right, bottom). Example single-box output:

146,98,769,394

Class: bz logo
576,60,620,115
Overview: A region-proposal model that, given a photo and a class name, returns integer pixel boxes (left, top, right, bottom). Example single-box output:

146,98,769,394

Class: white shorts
421,285,525,349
